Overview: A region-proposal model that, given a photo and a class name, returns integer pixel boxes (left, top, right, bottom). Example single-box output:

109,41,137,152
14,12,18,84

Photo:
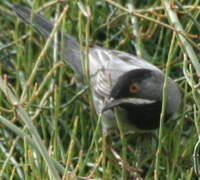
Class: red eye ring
129,83,140,93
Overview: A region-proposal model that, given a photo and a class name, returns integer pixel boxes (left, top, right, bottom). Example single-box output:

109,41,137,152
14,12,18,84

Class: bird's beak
101,97,156,112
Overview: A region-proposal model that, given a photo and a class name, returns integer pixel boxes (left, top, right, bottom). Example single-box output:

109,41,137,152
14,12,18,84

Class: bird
13,4,181,134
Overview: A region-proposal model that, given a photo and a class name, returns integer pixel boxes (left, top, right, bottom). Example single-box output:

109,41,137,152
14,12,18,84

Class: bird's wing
89,47,162,100
13,4,83,79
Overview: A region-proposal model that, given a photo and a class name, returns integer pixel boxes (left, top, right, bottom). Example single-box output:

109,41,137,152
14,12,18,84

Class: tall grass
0,0,199,179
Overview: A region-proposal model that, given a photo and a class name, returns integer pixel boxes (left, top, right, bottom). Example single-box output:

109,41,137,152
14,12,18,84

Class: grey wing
89,47,162,112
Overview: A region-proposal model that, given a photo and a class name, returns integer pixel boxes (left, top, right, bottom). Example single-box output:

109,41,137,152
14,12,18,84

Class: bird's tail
13,4,83,80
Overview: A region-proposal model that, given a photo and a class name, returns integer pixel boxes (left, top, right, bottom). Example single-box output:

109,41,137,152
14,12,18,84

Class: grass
0,0,200,179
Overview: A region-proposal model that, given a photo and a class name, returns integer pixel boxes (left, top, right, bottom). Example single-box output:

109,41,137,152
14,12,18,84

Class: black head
102,69,181,130
110,69,164,101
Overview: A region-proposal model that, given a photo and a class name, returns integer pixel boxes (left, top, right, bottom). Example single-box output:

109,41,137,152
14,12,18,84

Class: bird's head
102,69,181,130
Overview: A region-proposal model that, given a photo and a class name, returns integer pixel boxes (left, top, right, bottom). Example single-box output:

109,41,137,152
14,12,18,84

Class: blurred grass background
0,0,200,179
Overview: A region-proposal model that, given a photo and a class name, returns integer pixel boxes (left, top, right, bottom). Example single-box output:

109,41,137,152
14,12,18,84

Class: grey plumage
89,48,181,131
13,4,181,133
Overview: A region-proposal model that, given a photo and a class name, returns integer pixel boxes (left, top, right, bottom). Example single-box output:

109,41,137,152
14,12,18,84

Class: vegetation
0,0,200,179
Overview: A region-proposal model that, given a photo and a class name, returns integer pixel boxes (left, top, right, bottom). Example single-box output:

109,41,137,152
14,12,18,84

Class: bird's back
89,47,161,98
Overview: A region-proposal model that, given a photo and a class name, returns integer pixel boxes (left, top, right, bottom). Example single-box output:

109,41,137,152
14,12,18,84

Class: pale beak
101,97,156,112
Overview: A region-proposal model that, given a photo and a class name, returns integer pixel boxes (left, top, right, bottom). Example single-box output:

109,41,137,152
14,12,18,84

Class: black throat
121,102,170,130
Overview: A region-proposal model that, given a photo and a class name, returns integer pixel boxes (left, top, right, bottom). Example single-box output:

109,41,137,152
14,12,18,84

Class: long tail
13,4,83,80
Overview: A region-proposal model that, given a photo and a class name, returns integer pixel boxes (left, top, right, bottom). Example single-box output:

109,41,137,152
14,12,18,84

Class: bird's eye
129,83,140,93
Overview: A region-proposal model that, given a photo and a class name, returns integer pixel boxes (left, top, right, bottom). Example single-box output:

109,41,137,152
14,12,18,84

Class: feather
13,4,83,80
